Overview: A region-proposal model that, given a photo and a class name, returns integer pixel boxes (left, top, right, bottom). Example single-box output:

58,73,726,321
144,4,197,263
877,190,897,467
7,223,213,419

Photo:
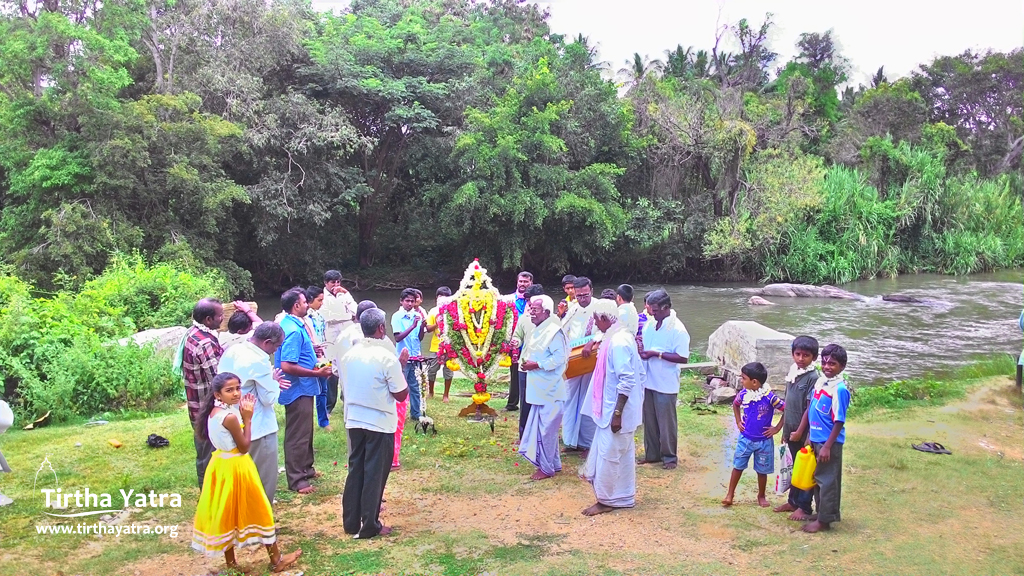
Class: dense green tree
0,0,142,286
435,49,630,273
0,0,1020,291
774,30,850,151
911,49,1023,176
827,79,928,165
304,0,479,266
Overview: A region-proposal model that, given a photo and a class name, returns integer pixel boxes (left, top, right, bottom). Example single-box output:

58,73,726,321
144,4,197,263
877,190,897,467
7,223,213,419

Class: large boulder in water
707,321,794,393
751,283,866,301
117,326,187,355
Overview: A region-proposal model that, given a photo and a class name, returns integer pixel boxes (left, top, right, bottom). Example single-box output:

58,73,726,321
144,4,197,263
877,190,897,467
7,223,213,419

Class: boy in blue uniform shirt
793,343,851,533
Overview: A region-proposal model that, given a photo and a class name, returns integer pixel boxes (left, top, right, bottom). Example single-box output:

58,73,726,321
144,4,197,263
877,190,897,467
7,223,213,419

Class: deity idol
435,260,518,418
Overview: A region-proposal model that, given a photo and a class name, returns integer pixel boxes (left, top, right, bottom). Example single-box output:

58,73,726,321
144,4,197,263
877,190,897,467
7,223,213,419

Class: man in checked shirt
182,298,225,490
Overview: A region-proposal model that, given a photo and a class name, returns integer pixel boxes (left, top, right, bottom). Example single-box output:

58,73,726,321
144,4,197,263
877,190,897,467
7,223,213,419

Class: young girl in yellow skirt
192,372,302,572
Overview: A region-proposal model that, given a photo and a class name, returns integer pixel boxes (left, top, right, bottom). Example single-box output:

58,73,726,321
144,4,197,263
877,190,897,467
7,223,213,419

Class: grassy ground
0,367,1022,576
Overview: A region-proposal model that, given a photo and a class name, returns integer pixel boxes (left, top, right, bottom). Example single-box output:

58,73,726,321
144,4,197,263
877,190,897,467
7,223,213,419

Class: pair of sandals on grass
912,441,952,455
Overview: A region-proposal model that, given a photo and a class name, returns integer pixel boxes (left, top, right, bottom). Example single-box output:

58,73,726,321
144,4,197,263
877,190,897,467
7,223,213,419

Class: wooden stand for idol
458,401,497,419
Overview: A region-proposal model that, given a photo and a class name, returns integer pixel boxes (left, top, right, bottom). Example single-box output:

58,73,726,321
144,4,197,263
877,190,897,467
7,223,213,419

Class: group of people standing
509,273,690,516
178,267,856,573
181,269,473,570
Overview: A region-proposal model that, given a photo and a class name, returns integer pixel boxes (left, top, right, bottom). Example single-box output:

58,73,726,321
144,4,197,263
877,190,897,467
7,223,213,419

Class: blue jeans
404,362,422,420
733,436,774,475
315,377,330,428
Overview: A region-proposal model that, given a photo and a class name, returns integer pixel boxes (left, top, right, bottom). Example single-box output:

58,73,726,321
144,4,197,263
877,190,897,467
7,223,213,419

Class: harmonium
565,335,597,380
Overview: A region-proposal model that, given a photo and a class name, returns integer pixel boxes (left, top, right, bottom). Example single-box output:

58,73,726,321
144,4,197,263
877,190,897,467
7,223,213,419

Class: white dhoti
562,373,596,449
519,400,565,476
582,425,637,508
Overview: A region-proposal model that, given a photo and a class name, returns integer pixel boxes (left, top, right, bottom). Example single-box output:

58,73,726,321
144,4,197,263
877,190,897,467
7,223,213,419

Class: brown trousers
284,396,315,491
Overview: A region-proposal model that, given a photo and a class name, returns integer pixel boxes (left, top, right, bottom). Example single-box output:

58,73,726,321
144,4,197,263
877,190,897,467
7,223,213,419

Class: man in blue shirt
505,271,533,412
276,287,332,494
392,288,425,420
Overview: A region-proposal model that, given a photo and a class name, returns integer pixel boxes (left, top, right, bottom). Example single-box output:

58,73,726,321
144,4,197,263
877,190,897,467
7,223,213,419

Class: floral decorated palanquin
436,260,518,418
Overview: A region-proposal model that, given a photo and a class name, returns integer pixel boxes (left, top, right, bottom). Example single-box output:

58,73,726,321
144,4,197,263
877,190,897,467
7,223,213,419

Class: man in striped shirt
182,298,225,490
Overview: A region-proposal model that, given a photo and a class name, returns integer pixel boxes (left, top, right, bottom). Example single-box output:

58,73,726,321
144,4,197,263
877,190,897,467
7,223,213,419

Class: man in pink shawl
579,309,645,515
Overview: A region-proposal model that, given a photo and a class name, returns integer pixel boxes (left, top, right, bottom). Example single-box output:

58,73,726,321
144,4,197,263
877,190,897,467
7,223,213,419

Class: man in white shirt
333,299,379,459
560,277,615,455
322,270,357,415
334,301,381,377
518,295,570,481
615,284,640,338
580,309,645,515
338,308,409,539
217,322,289,502
638,289,690,470
322,270,358,341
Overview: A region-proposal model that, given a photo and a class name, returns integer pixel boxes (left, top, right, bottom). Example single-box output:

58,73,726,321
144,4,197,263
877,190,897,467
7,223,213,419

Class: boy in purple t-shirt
722,362,784,508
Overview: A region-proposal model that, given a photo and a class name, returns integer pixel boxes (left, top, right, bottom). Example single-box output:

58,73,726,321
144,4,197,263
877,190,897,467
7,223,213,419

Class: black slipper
912,442,952,455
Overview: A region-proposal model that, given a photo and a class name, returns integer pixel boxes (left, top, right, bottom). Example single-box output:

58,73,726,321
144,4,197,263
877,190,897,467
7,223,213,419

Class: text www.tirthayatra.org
35,523,179,538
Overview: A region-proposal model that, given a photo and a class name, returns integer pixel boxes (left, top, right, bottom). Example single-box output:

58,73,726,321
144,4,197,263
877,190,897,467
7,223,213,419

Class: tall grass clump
754,137,1024,284
0,253,226,422
762,166,909,284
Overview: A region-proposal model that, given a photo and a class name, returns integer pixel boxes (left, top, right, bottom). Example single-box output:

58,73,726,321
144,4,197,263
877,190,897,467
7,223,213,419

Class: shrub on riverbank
850,355,1016,415
0,254,225,422
711,140,1024,285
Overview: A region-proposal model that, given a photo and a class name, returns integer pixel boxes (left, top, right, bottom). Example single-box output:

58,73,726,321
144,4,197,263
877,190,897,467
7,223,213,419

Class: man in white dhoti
518,295,570,480
580,309,645,515
559,276,607,454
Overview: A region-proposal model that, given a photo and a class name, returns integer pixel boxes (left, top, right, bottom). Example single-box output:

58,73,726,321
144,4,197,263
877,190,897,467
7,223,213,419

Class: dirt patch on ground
120,433,753,575
859,379,1023,461
277,450,751,572
124,547,305,576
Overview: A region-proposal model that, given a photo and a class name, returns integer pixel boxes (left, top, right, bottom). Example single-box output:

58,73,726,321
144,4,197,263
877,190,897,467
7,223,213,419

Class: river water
256,270,1023,385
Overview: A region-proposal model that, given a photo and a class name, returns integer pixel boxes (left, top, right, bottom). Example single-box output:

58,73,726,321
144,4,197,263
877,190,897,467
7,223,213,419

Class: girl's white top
209,406,240,451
